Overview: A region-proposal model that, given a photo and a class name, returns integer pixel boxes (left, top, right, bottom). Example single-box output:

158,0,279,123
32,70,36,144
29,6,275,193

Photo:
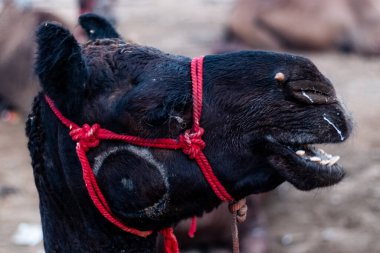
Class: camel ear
79,13,121,40
35,22,87,101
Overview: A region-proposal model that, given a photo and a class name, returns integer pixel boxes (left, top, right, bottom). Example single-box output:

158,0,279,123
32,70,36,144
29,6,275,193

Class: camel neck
29,99,158,253
37,182,158,253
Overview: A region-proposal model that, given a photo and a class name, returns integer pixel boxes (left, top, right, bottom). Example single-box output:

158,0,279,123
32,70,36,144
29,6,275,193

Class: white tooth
318,148,326,154
328,156,340,166
310,156,322,162
296,150,305,156
320,160,330,165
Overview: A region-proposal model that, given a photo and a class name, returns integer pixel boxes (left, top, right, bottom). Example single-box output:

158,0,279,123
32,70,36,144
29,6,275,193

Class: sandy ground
1,0,380,253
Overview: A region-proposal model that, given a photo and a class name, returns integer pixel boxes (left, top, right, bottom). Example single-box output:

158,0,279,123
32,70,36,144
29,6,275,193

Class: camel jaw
263,136,345,191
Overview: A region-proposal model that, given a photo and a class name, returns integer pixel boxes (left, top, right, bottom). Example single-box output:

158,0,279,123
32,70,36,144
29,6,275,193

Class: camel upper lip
263,135,345,191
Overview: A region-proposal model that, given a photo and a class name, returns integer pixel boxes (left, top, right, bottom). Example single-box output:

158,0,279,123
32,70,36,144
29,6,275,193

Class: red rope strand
161,228,180,253
188,216,197,238
44,56,233,253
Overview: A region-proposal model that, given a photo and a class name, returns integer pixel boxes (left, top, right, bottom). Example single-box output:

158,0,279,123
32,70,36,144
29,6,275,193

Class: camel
0,4,106,119
26,14,352,253
222,0,380,55
0,2,68,116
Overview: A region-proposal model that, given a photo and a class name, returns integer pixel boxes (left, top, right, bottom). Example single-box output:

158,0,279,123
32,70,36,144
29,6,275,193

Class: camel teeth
310,156,322,162
318,148,334,158
320,160,330,165
328,156,340,166
296,150,305,156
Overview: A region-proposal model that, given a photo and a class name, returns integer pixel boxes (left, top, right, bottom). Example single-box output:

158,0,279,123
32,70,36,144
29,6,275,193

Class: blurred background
1,0,380,253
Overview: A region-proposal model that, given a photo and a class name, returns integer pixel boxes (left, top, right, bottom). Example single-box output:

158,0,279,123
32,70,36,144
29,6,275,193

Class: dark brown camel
26,14,352,253
221,0,380,55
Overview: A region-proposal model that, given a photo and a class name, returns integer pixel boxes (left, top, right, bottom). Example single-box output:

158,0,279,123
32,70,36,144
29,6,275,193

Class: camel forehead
83,38,134,51
81,38,163,59
80,39,307,65
80,39,318,82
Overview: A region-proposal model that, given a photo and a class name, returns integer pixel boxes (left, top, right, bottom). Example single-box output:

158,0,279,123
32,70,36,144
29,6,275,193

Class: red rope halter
44,56,234,252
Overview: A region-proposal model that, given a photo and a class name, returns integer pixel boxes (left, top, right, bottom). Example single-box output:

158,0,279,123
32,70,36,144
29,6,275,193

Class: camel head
31,15,352,233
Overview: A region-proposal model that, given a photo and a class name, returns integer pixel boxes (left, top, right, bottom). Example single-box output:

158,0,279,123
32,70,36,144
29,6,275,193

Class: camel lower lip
264,138,345,191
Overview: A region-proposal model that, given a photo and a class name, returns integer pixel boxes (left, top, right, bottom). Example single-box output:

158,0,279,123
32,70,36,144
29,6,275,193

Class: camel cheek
92,145,170,218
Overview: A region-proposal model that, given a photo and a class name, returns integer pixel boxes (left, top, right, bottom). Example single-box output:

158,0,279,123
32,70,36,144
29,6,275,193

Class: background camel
0,0,116,119
223,0,380,55
0,2,67,117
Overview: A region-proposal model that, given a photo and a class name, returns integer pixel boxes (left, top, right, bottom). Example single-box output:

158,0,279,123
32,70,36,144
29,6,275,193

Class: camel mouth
288,144,341,167
264,136,345,191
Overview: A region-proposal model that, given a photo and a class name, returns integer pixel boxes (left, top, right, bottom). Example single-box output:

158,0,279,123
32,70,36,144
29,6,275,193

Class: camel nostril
291,89,336,105
301,90,314,103
286,80,337,105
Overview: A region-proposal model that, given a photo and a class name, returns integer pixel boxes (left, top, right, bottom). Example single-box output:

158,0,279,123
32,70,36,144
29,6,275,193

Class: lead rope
191,57,246,253
229,198,248,253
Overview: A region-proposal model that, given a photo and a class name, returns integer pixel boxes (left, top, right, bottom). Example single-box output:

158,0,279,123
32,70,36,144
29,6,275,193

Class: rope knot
70,123,101,152
229,198,248,223
179,127,205,159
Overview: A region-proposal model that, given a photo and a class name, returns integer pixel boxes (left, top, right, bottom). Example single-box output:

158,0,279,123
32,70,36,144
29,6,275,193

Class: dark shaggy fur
27,14,352,253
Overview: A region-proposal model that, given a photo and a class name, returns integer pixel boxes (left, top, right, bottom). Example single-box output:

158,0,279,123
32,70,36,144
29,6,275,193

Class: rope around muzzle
44,56,247,253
